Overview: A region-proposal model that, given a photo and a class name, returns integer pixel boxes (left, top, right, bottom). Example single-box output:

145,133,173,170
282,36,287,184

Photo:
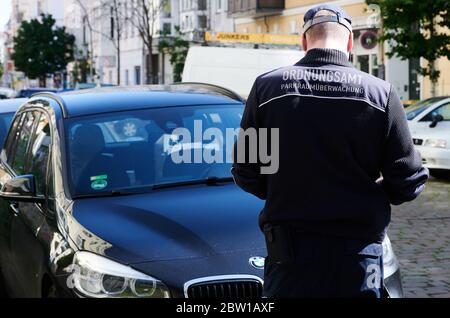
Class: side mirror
0,175,45,203
430,114,444,128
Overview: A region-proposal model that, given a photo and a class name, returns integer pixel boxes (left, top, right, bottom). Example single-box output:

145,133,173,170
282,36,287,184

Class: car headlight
424,139,447,148
382,236,399,278
69,252,171,298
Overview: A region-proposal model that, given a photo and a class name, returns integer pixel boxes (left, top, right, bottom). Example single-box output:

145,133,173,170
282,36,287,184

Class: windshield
66,105,243,197
406,97,447,120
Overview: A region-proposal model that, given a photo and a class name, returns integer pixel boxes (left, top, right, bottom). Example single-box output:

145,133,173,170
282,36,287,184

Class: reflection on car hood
70,183,266,264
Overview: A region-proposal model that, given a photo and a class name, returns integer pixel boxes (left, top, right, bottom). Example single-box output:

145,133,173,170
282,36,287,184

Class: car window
406,97,448,120
420,103,450,122
0,113,15,148
66,105,243,196
28,113,52,196
11,111,39,175
2,113,23,164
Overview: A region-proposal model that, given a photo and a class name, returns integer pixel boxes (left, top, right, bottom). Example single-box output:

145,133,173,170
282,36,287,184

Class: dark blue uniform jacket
232,48,429,243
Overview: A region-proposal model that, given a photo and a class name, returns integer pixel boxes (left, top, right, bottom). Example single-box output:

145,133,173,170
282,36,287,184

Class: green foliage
12,14,75,85
71,50,95,85
367,0,450,82
0,62,3,79
159,26,190,83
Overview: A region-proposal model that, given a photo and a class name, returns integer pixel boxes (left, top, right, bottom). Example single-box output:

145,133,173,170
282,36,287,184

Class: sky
0,0,11,32
0,0,12,61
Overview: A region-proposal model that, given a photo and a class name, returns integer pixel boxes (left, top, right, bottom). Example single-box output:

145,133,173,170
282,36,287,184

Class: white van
182,46,305,98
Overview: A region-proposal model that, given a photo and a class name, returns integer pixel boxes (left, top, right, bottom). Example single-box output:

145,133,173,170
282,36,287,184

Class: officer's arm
232,80,267,200
380,87,429,205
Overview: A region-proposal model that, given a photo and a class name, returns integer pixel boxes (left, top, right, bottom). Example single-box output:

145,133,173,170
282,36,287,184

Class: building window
37,0,44,15
163,23,172,34
163,1,171,18
290,20,298,35
83,16,88,45
134,66,141,85
125,69,129,86
273,23,280,34
198,15,207,29
198,0,207,11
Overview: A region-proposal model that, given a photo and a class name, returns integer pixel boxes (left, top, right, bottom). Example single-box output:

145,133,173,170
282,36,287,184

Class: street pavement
390,177,450,298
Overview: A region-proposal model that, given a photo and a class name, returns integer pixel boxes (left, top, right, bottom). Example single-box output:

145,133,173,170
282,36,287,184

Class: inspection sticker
91,175,108,190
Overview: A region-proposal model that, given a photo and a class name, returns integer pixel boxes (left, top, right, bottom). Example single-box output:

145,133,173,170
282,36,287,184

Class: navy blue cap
303,4,353,34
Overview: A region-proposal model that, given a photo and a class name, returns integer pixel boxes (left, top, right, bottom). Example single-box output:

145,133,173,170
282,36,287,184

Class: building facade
179,0,234,43
65,0,180,86
227,0,449,100
227,0,415,100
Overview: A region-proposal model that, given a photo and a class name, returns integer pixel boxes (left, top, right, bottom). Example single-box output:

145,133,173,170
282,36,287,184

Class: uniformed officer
232,4,429,298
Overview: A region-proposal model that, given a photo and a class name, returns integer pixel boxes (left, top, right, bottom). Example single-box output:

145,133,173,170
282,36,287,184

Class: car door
8,111,51,297
0,112,25,292
425,103,450,130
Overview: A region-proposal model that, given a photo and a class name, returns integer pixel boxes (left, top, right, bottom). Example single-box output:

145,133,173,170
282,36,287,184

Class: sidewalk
390,177,450,298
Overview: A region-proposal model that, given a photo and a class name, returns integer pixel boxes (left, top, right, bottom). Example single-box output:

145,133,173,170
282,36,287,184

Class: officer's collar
297,48,354,68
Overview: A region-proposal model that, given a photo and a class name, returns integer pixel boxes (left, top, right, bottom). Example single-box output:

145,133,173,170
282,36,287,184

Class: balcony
228,0,285,18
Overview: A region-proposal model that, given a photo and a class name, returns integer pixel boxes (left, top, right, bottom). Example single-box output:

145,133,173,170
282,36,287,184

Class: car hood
409,127,450,144
69,183,266,264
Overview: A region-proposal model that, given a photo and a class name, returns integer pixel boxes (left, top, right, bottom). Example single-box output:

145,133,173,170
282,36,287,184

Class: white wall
386,56,409,101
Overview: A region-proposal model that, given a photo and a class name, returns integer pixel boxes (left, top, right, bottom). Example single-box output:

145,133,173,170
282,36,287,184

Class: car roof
46,86,243,118
19,88,58,92
0,98,27,114
421,96,450,104
421,96,450,110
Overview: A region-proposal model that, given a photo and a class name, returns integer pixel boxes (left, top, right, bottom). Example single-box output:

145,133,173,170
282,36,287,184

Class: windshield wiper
73,188,150,199
152,177,235,190
73,178,235,198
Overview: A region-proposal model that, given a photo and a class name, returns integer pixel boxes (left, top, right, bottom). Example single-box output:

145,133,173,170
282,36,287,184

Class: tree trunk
146,55,152,85
39,77,46,88
146,40,153,85
430,60,437,97
429,12,437,97
117,41,121,85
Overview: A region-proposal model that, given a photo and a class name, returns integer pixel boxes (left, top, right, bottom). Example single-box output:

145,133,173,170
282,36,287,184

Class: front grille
413,138,424,146
186,279,263,299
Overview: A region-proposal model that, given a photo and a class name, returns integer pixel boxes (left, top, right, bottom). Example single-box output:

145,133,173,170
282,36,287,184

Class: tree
74,0,95,82
71,50,96,85
367,0,450,96
0,62,4,80
12,14,75,87
129,0,169,84
75,0,126,85
159,26,190,83
103,0,125,85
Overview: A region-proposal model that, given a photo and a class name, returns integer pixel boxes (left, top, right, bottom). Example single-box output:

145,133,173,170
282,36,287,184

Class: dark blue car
0,86,403,298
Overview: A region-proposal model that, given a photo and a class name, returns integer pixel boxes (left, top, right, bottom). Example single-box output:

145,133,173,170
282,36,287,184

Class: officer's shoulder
255,66,293,83
352,66,392,91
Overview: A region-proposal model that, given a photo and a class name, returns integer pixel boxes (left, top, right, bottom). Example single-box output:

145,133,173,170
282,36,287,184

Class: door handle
10,202,20,216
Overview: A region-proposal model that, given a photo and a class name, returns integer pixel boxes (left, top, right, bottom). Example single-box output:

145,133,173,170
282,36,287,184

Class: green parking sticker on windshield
91,175,108,182
91,175,108,191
